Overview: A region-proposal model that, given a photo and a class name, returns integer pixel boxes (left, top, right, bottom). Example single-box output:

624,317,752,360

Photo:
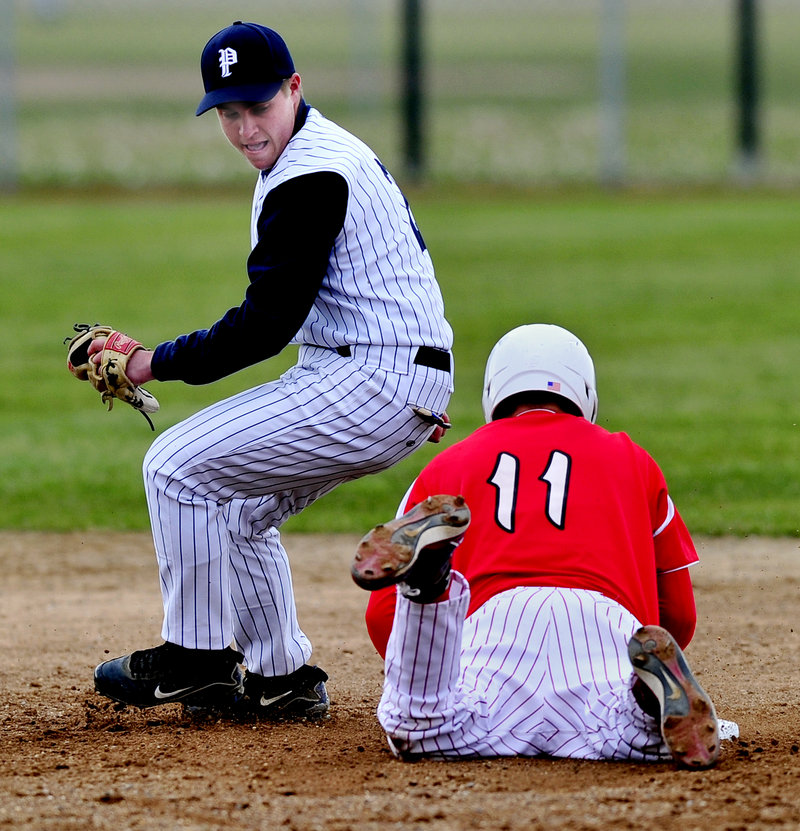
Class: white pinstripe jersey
250,107,453,353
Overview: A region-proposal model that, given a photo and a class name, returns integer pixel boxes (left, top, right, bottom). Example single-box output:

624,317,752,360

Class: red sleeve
363,480,426,658
365,587,397,659
650,476,699,649
651,483,698,574
656,567,696,649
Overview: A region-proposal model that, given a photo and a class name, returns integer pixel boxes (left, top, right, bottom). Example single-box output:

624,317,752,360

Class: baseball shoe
181,665,330,721
351,494,470,603
239,665,330,719
94,642,244,709
628,625,720,769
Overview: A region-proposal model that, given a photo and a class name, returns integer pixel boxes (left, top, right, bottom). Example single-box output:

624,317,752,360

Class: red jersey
401,410,697,624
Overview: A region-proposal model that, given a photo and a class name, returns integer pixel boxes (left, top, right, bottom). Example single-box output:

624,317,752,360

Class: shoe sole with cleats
351,494,470,591
628,625,720,769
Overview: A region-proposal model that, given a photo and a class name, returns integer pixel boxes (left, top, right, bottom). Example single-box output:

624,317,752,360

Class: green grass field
1,185,798,536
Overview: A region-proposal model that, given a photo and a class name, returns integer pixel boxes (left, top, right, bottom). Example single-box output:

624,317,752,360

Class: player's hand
426,411,451,443
65,323,159,429
89,337,155,386
87,336,107,359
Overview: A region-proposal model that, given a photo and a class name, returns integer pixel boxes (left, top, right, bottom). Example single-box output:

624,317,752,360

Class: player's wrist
127,349,155,386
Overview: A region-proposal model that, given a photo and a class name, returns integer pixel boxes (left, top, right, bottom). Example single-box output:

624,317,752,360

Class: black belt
334,344,451,373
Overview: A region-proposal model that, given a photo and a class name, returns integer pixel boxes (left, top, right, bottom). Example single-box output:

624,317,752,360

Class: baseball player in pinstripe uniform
92,21,453,717
352,324,735,768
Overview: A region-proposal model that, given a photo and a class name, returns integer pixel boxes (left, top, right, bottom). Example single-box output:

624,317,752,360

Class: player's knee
142,436,179,490
142,444,160,489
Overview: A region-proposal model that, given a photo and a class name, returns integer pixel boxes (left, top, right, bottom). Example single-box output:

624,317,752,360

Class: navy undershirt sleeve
150,170,348,384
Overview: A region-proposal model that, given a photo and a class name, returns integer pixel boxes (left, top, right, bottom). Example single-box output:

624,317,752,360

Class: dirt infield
1,531,799,830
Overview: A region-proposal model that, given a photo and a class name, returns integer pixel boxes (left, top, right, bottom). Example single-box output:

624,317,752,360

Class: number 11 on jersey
488,450,572,533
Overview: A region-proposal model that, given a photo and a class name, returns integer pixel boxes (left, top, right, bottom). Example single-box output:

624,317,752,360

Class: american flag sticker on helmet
547,380,561,391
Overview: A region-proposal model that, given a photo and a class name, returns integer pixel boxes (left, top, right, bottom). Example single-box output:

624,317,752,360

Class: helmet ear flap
585,383,598,424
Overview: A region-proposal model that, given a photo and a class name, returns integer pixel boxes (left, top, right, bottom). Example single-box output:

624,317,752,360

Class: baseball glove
65,323,159,429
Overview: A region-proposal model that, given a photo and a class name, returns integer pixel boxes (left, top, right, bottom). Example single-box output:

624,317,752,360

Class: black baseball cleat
351,494,471,603
235,665,330,719
94,642,244,709
628,625,720,769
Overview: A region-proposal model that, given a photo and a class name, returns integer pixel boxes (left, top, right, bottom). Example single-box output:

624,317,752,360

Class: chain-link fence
5,0,800,189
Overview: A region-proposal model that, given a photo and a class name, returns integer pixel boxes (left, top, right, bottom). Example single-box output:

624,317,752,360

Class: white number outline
487,451,520,533
539,450,572,530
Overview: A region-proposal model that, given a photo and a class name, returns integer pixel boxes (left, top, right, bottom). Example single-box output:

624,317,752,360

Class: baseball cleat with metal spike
628,625,720,769
351,494,470,602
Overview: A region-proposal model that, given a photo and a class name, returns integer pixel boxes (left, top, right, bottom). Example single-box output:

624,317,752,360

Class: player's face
216,74,302,171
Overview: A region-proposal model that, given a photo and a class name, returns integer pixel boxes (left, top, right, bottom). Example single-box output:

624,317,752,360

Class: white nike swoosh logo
260,690,294,707
153,684,196,700
662,673,683,701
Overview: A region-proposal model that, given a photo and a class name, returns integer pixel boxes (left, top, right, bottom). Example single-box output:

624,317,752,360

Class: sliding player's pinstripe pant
378,573,671,761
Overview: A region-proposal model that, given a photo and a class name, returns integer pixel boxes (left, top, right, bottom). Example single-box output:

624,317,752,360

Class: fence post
599,0,626,188
0,0,18,192
734,0,760,181
401,0,424,182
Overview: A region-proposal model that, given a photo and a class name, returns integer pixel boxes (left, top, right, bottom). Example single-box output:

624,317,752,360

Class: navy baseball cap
196,21,295,116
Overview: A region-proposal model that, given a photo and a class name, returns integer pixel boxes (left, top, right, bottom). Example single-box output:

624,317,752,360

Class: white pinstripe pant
142,345,452,677
378,573,671,761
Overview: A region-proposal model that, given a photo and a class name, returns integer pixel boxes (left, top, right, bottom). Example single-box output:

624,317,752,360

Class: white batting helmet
481,324,598,423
